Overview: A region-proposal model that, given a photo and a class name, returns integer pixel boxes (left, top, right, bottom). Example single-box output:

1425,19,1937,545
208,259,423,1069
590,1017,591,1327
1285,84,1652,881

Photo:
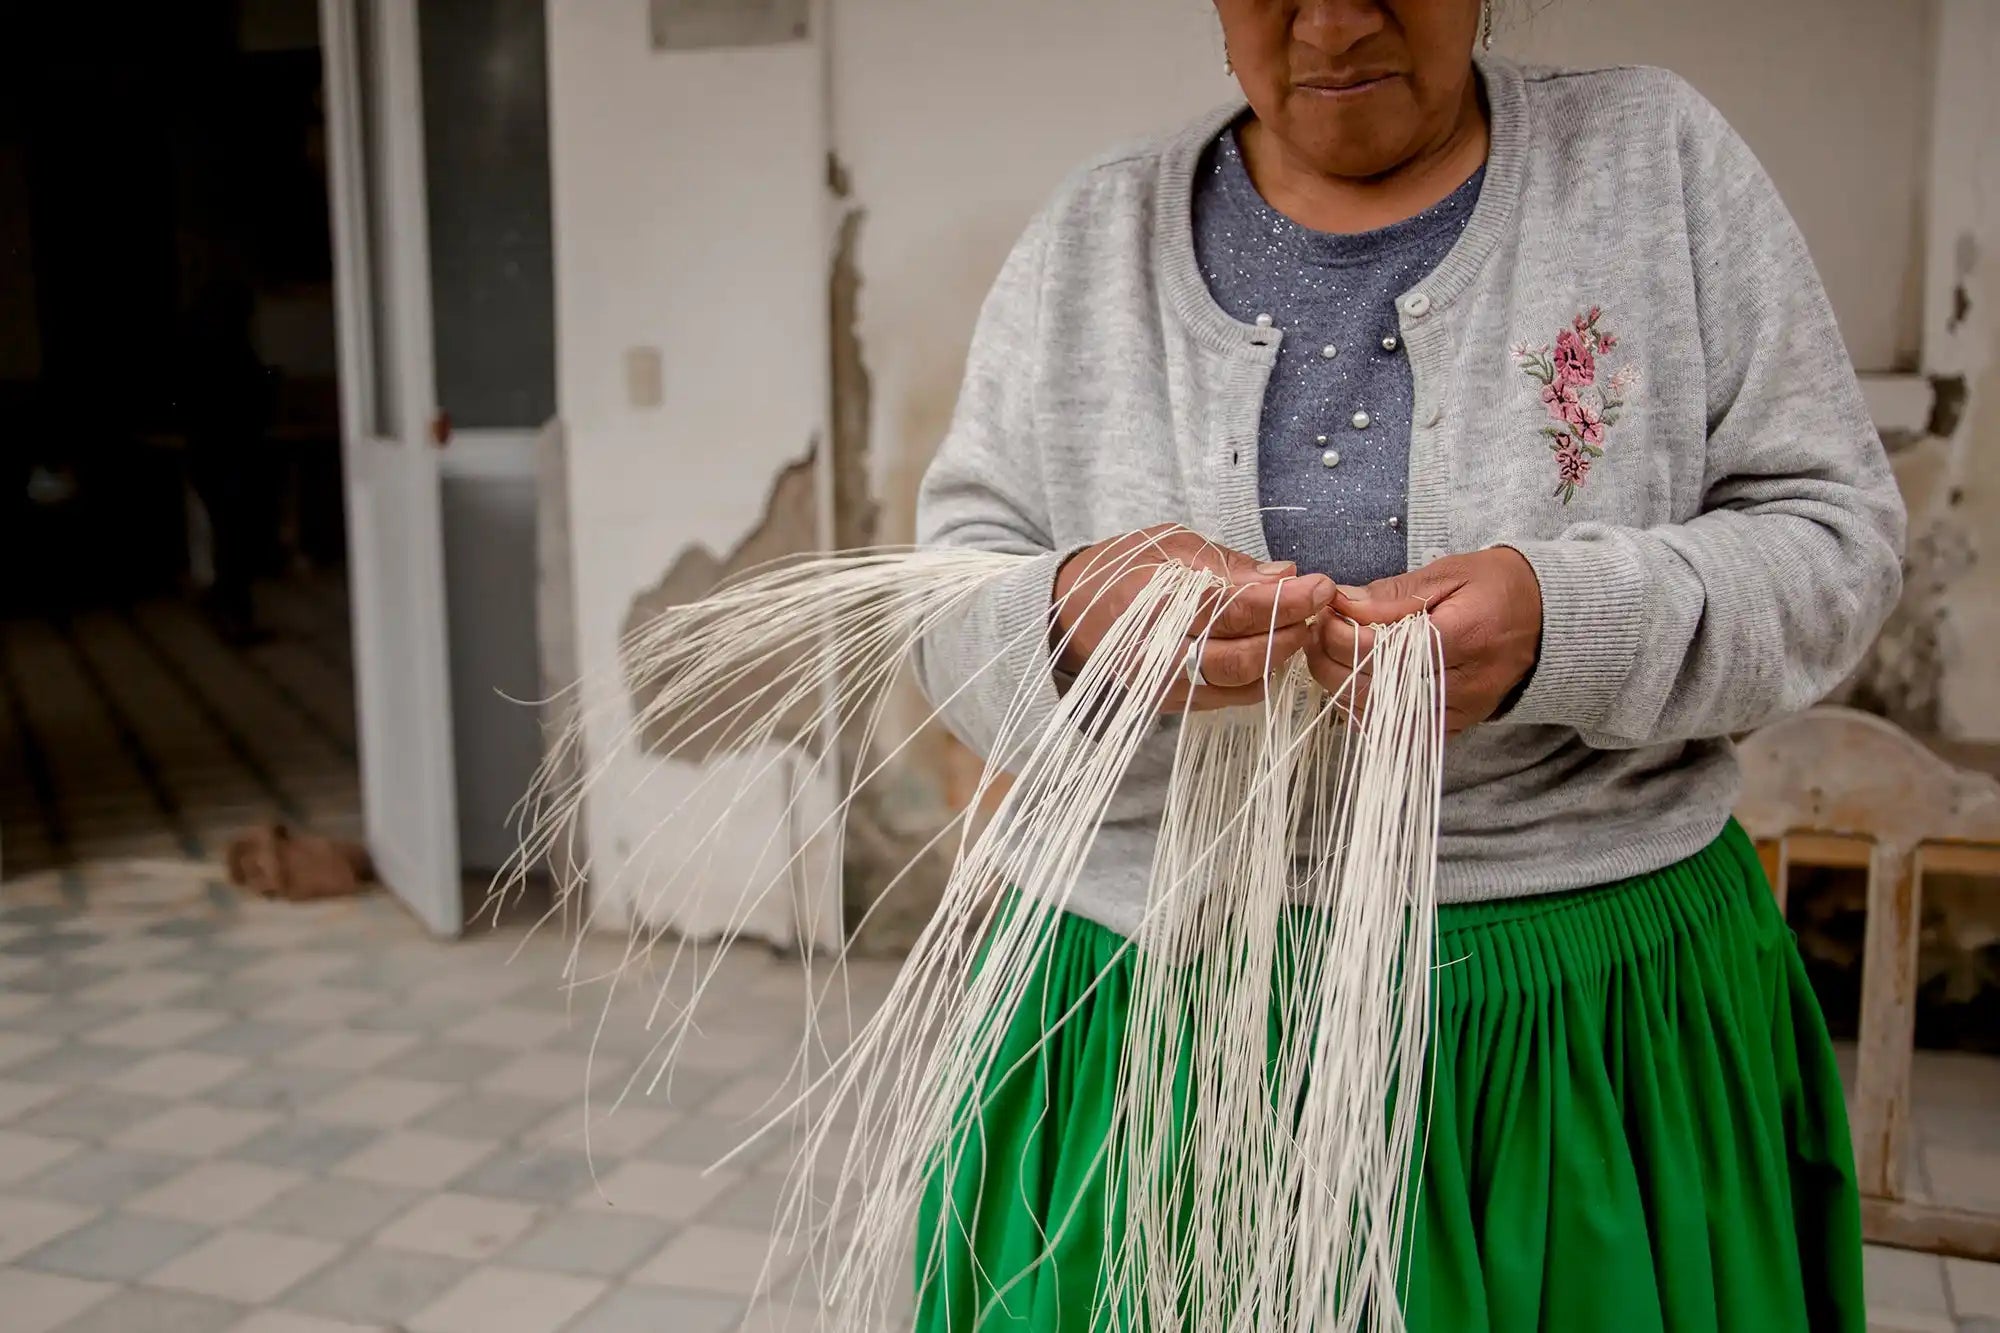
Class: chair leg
1854,845,1921,1202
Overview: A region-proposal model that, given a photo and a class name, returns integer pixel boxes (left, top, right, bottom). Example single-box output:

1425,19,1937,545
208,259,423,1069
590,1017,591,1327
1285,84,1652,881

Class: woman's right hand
1051,525,1334,714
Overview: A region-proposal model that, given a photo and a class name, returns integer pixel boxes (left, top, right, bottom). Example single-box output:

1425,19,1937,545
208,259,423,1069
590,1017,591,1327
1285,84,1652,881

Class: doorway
0,0,360,879
1,0,555,935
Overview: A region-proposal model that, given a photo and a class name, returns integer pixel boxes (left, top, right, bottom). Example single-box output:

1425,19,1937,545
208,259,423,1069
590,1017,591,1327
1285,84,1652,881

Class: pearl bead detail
1381,335,1399,352
1255,313,1274,327
1321,449,1341,468
1350,410,1371,430
1320,344,1338,359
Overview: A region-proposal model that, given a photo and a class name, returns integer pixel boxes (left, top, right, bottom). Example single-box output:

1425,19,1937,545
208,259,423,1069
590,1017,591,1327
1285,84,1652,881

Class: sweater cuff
1493,537,1647,729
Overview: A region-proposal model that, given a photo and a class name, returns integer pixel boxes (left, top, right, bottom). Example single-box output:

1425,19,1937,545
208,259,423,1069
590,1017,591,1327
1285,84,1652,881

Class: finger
1177,532,1294,586
1326,671,1372,721
1070,527,1204,590
1197,621,1316,688
1300,638,1366,710
1203,574,1336,638
1315,615,1379,668
1309,658,1360,704
1157,681,1271,715
1225,555,1299,586
1140,528,1277,580
1334,586,1429,626
1334,567,1460,625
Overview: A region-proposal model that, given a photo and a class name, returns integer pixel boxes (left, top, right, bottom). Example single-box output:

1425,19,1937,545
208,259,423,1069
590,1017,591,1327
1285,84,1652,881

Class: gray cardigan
912,58,1905,934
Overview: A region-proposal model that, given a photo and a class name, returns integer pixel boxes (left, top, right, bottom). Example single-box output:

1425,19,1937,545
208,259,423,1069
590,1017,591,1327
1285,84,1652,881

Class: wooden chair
1737,706,2000,1262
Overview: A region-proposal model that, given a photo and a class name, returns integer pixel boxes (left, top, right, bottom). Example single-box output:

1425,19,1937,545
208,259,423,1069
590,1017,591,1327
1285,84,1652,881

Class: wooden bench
1737,707,2000,1262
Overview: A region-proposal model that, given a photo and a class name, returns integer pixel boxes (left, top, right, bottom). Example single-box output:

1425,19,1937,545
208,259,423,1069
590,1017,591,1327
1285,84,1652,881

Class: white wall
546,1,833,936
1500,0,1935,372
829,0,1237,547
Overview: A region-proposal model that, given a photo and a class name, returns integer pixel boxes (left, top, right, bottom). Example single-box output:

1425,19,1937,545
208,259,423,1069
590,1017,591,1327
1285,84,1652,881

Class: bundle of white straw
494,537,1445,1333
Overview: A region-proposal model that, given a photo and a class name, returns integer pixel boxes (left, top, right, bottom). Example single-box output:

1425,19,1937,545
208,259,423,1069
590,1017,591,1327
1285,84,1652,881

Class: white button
1381,335,1399,352
1320,344,1338,359
1321,449,1342,468
1350,410,1371,430
1403,292,1431,317
1255,313,1273,328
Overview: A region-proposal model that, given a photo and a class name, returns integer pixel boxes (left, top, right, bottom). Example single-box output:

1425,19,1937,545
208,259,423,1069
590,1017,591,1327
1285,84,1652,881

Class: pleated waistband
1432,819,1782,1004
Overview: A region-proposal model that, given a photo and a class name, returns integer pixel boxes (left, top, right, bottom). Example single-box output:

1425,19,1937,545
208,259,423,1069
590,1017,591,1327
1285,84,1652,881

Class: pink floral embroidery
1552,328,1594,385
1513,307,1634,504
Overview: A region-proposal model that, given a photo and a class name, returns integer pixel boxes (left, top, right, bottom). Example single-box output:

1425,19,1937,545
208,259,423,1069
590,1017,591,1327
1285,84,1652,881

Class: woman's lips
1295,73,1400,97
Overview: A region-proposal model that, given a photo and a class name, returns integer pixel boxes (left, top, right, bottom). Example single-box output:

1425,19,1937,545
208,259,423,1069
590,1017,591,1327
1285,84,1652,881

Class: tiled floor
0,862,1995,1331
0,578,359,879
0,865,892,1332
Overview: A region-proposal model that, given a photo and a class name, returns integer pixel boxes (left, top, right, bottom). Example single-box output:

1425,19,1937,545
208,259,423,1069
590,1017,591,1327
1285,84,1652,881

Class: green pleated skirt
913,821,1865,1331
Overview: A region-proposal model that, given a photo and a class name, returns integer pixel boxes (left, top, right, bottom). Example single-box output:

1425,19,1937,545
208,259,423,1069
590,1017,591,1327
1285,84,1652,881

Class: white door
320,0,462,936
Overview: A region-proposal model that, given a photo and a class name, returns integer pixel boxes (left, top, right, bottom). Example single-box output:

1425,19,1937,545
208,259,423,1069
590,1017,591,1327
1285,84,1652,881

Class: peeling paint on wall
817,159,1031,951
620,445,823,760
829,194,879,552
615,172,964,955
1927,372,1968,439
1840,439,1977,733
824,165,965,952
1840,361,1984,731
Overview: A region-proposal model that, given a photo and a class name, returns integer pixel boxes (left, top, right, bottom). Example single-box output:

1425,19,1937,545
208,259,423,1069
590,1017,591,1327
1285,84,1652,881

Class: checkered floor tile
0,854,1994,1329
0,862,916,1331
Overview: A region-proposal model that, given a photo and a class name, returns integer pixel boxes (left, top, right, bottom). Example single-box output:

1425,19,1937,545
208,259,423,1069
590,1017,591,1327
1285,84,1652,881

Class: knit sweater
911,58,1906,935
1194,127,1483,583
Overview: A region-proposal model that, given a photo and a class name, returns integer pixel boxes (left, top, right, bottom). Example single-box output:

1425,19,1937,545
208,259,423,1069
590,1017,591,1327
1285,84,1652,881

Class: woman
910,2,1906,1330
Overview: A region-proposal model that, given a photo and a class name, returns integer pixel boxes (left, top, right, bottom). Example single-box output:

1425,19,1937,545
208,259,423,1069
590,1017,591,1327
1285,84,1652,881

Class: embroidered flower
1553,328,1596,386
1554,439,1593,488
1514,306,1629,504
1540,379,1577,424
1567,390,1606,447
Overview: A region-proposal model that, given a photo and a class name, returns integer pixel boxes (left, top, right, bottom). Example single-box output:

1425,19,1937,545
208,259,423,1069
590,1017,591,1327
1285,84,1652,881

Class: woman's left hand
1306,548,1543,736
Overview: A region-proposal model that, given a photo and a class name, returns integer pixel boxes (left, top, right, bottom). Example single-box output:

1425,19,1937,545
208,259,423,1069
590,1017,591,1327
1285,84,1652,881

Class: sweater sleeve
910,208,1086,769
1497,82,1906,749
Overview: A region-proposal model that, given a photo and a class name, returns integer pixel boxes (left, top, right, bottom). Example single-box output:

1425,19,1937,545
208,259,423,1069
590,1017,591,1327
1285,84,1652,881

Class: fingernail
1256,561,1294,576
1337,584,1369,601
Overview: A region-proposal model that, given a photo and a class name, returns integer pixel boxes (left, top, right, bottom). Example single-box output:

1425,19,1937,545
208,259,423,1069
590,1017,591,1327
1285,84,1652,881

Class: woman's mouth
1295,72,1400,98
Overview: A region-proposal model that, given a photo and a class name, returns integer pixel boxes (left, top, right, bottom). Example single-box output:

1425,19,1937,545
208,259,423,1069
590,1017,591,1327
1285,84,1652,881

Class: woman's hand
1053,525,1334,714
1308,548,1543,735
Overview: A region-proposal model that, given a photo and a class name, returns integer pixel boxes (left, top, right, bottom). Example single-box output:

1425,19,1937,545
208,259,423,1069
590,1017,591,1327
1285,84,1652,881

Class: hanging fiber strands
494,532,1446,1333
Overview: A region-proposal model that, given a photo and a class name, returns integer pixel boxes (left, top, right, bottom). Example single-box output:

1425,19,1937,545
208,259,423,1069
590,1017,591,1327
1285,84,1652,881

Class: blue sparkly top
1193,128,1484,583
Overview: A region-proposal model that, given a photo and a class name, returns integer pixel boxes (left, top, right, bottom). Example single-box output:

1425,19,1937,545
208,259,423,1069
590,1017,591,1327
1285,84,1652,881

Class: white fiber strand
494,541,1446,1333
